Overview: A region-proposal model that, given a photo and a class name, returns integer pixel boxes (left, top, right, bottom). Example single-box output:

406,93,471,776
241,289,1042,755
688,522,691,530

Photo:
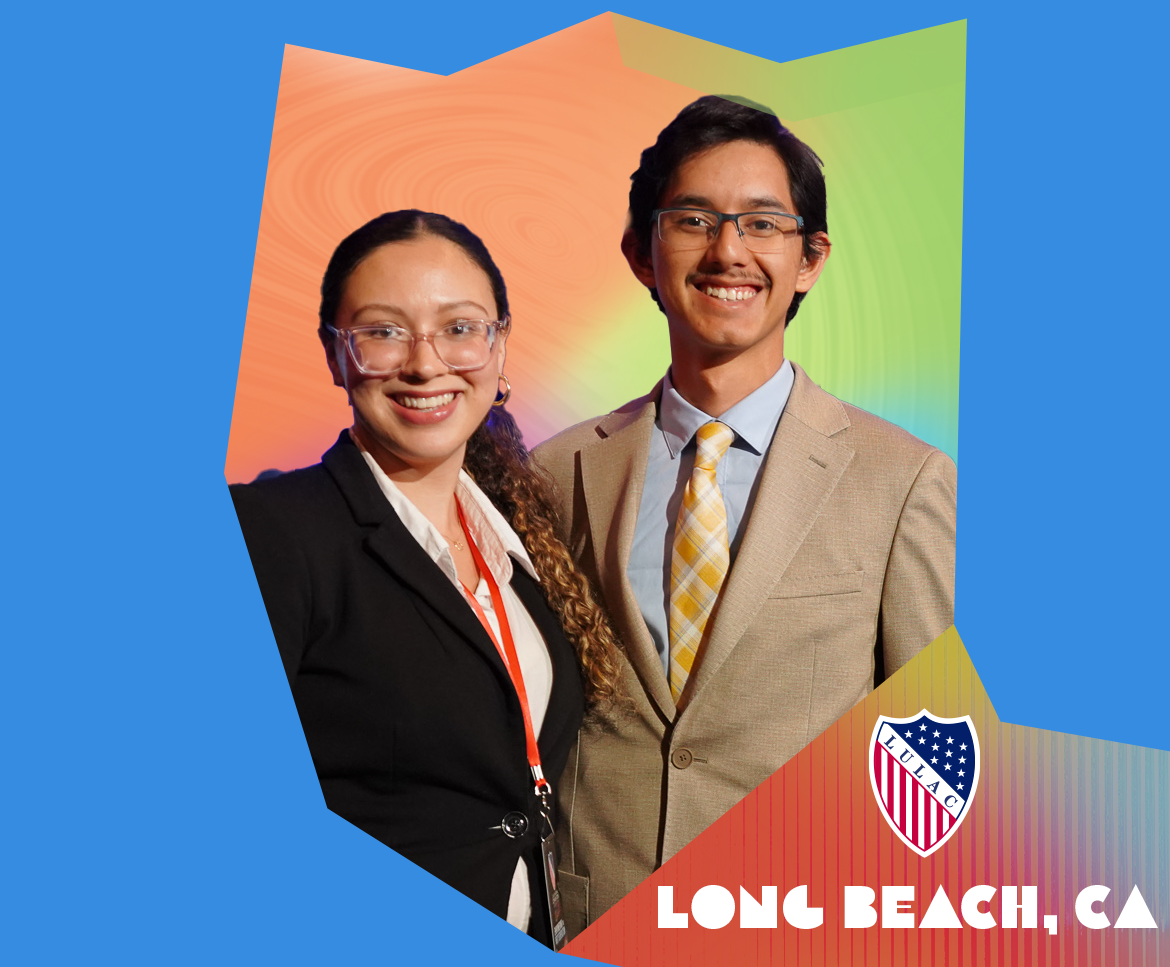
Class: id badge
540,829,567,950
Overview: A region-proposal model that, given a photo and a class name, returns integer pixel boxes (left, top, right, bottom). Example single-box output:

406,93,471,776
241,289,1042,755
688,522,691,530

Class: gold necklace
439,522,467,551
442,500,468,551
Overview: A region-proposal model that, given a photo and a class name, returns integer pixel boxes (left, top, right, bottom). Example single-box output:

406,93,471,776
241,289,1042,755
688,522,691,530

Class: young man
533,96,956,935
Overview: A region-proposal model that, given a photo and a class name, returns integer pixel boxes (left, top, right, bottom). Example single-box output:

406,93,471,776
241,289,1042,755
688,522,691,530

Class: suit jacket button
670,748,694,769
500,811,529,838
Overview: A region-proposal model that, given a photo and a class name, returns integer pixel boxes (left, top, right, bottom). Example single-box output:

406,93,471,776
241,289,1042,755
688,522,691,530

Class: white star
920,723,927,731
957,783,964,790
932,743,939,751
944,763,951,770
931,757,938,764
947,737,954,744
959,756,966,764
960,742,967,750
958,769,965,777
919,737,926,744
933,730,940,738
945,750,952,757
905,730,914,738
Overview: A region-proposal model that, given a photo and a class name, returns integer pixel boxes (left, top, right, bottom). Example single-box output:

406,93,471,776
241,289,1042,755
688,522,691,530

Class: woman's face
326,235,506,478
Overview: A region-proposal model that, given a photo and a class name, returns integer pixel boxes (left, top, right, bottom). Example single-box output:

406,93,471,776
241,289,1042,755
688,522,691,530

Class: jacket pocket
768,568,865,598
557,869,590,940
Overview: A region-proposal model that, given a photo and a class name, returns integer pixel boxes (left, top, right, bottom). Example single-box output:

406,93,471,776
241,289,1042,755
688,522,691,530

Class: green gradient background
585,18,964,462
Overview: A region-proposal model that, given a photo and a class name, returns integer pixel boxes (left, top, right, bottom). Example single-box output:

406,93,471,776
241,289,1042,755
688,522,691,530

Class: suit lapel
579,391,677,721
321,434,510,681
682,365,855,708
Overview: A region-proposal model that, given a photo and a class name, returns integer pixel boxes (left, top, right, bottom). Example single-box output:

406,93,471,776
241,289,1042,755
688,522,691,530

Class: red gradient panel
565,629,1170,966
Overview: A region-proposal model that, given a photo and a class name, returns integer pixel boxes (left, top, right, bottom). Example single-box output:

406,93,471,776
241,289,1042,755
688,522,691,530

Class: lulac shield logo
868,709,979,857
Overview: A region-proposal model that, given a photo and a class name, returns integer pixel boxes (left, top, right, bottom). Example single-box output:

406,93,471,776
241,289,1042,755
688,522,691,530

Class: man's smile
690,275,767,304
698,284,760,301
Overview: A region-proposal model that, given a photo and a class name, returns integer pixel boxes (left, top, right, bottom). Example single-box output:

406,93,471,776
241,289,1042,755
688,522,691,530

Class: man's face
625,139,828,373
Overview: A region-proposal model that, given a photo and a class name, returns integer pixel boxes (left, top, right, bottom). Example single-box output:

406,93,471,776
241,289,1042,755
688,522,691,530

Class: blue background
6,2,1167,963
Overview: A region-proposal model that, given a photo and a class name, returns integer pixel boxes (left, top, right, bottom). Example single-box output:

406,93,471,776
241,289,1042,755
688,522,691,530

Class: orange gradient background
226,15,702,482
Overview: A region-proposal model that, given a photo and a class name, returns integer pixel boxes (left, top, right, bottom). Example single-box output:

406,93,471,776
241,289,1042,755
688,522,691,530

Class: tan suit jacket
531,363,956,936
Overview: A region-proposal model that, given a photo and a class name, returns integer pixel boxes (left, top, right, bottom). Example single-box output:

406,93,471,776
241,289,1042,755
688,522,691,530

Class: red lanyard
456,501,551,799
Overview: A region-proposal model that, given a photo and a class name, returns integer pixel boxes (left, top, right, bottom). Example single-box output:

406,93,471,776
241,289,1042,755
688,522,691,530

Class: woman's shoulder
231,461,330,499
229,462,352,542
231,461,329,506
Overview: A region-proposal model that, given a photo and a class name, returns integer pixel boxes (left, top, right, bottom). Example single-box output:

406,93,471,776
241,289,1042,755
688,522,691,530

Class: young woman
230,210,620,947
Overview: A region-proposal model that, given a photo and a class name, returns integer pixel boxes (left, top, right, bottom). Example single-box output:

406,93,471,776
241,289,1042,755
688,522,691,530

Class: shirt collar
455,470,540,584
658,357,795,458
356,441,540,587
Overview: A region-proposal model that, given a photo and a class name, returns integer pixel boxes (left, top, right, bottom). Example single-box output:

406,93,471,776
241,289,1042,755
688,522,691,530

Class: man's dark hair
318,209,509,339
629,95,828,324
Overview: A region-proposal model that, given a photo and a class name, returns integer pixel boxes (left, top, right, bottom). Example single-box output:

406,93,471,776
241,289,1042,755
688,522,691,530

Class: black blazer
230,433,585,943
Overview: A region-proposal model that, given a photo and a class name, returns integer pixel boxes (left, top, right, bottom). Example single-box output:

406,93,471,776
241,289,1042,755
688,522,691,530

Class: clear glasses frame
652,208,805,252
325,317,510,377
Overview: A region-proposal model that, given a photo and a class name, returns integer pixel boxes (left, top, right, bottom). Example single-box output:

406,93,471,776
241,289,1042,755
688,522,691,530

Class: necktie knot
694,421,735,473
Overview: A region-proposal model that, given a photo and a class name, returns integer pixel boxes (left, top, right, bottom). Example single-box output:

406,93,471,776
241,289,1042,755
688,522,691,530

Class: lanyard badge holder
457,504,568,950
535,773,566,950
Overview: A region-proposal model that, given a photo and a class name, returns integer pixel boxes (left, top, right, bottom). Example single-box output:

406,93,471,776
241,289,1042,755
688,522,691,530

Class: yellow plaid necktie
669,420,735,702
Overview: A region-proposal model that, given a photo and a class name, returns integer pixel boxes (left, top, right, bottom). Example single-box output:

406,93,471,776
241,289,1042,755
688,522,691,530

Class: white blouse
358,445,553,932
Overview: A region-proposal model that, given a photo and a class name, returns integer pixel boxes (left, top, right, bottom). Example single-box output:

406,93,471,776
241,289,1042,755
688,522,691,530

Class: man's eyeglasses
653,208,804,253
326,318,510,377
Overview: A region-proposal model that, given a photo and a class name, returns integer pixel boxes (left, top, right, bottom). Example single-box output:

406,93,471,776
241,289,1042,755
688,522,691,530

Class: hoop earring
493,374,511,407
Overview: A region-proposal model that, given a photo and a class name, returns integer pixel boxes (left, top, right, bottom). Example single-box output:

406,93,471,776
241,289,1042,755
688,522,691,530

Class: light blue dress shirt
626,359,795,677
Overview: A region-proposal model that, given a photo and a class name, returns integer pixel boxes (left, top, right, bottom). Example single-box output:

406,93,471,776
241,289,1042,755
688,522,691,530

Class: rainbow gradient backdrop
225,15,963,483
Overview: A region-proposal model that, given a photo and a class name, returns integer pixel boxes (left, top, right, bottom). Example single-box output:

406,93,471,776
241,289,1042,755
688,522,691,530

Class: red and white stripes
873,742,953,853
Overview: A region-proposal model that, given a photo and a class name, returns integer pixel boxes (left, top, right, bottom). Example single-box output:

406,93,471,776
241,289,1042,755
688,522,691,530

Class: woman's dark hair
319,209,509,336
628,95,829,325
463,407,622,706
320,210,622,704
